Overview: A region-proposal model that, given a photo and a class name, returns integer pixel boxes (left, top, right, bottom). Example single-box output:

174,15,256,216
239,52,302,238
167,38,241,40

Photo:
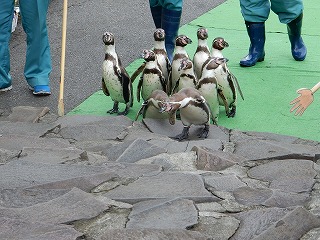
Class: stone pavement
0,106,320,240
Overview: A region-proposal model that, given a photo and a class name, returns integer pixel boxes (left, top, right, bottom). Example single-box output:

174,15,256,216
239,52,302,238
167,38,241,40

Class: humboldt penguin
102,31,133,115
171,57,197,94
153,28,171,85
211,37,229,58
210,58,244,117
160,87,211,141
135,89,170,120
196,58,226,125
131,28,171,87
137,49,166,102
168,35,192,94
193,27,210,79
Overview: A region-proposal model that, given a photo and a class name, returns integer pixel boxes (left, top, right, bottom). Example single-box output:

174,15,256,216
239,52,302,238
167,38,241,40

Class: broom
58,0,68,116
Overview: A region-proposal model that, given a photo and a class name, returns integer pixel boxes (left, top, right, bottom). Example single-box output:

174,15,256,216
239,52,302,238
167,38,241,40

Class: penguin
160,87,211,141
171,57,197,94
209,58,244,117
102,31,133,115
196,58,227,125
137,49,166,102
131,28,171,87
193,27,210,79
168,35,192,95
135,89,170,120
211,37,229,58
153,28,171,85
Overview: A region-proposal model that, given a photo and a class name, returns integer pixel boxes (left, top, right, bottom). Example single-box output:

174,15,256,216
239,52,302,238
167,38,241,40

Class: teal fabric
19,0,52,87
149,0,183,11
0,0,14,89
240,0,303,23
0,0,51,89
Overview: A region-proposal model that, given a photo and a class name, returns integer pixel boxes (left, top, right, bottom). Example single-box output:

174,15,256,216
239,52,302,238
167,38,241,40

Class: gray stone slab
0,188,69,208
231,207,290,240
0,148,19,164
95,229,210,240
104,172,217,204
7,106,50,123
264,189,310,208
0,217,83,240
0,121,55,137
116,138,167,163
248,160,317,193
0,160,117,190
0,135,71,151
233,187,273,206
204,174,247,192
253,207,320,240
193,215,240,240
234,139,319,161
0,188,109,224
193,146,246,171
127,198,198,229
55,115,133,128
20,147,97,164
143,118,229,141
59,123,128,141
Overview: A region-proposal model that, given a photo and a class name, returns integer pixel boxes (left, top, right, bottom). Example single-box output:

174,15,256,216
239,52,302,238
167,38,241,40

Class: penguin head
175,35,192,47
102,32,115,46
197,28,208,40
142,49,156,62
154,28,165,41
178,58,193,71
212,37,229,50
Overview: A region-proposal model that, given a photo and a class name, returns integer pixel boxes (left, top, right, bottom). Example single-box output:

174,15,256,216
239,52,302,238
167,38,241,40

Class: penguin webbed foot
171,126,189,141
198,124,210,139
227,107,236,118
118,105,130,116
107,102,119,114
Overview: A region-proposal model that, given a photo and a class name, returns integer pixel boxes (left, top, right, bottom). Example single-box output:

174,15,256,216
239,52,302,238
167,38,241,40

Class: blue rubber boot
162,8,182,63
240,22,265,67
287,13,307,61
150,6,162,28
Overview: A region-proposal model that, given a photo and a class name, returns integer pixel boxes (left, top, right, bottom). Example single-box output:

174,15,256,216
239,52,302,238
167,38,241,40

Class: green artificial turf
69,0,320,142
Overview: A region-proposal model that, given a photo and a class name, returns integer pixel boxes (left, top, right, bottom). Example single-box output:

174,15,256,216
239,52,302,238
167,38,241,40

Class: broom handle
311,82,320,94
58,0,68,116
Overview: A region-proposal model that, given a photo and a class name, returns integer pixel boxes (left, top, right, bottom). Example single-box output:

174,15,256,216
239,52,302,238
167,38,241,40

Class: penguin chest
194,52,209,78
180,104,209,126
197,82,219,119
103,60,124,103
156,55,169,80
142,73,163,100
178,76,196,92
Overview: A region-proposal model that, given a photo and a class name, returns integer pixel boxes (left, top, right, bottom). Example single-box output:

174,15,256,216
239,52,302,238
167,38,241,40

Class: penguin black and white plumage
135,89,170,120
137,49,166,102
193,27,210,79
211,37,229,58
102,31,133,115
168,35,192,95
210,58,244,117
160,87,211,141
171,57,197,94
131,28,171,86
153,28,171,85
196,58,226,125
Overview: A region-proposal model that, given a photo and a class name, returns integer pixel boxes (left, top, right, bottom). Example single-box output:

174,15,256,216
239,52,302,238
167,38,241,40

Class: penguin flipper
131,62,146,83
120,71,131,104
229,71,244,100
137,76,143,102
135,100,149,121
171,79,180,95
102,78,110,96
218,89,230,116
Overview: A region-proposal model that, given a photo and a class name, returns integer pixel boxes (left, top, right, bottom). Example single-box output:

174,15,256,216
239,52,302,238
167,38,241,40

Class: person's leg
271,0,306,61
149,0,162,28
161,0,183,62
239,0,270,67
19,0,52,95
0,0,14,91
